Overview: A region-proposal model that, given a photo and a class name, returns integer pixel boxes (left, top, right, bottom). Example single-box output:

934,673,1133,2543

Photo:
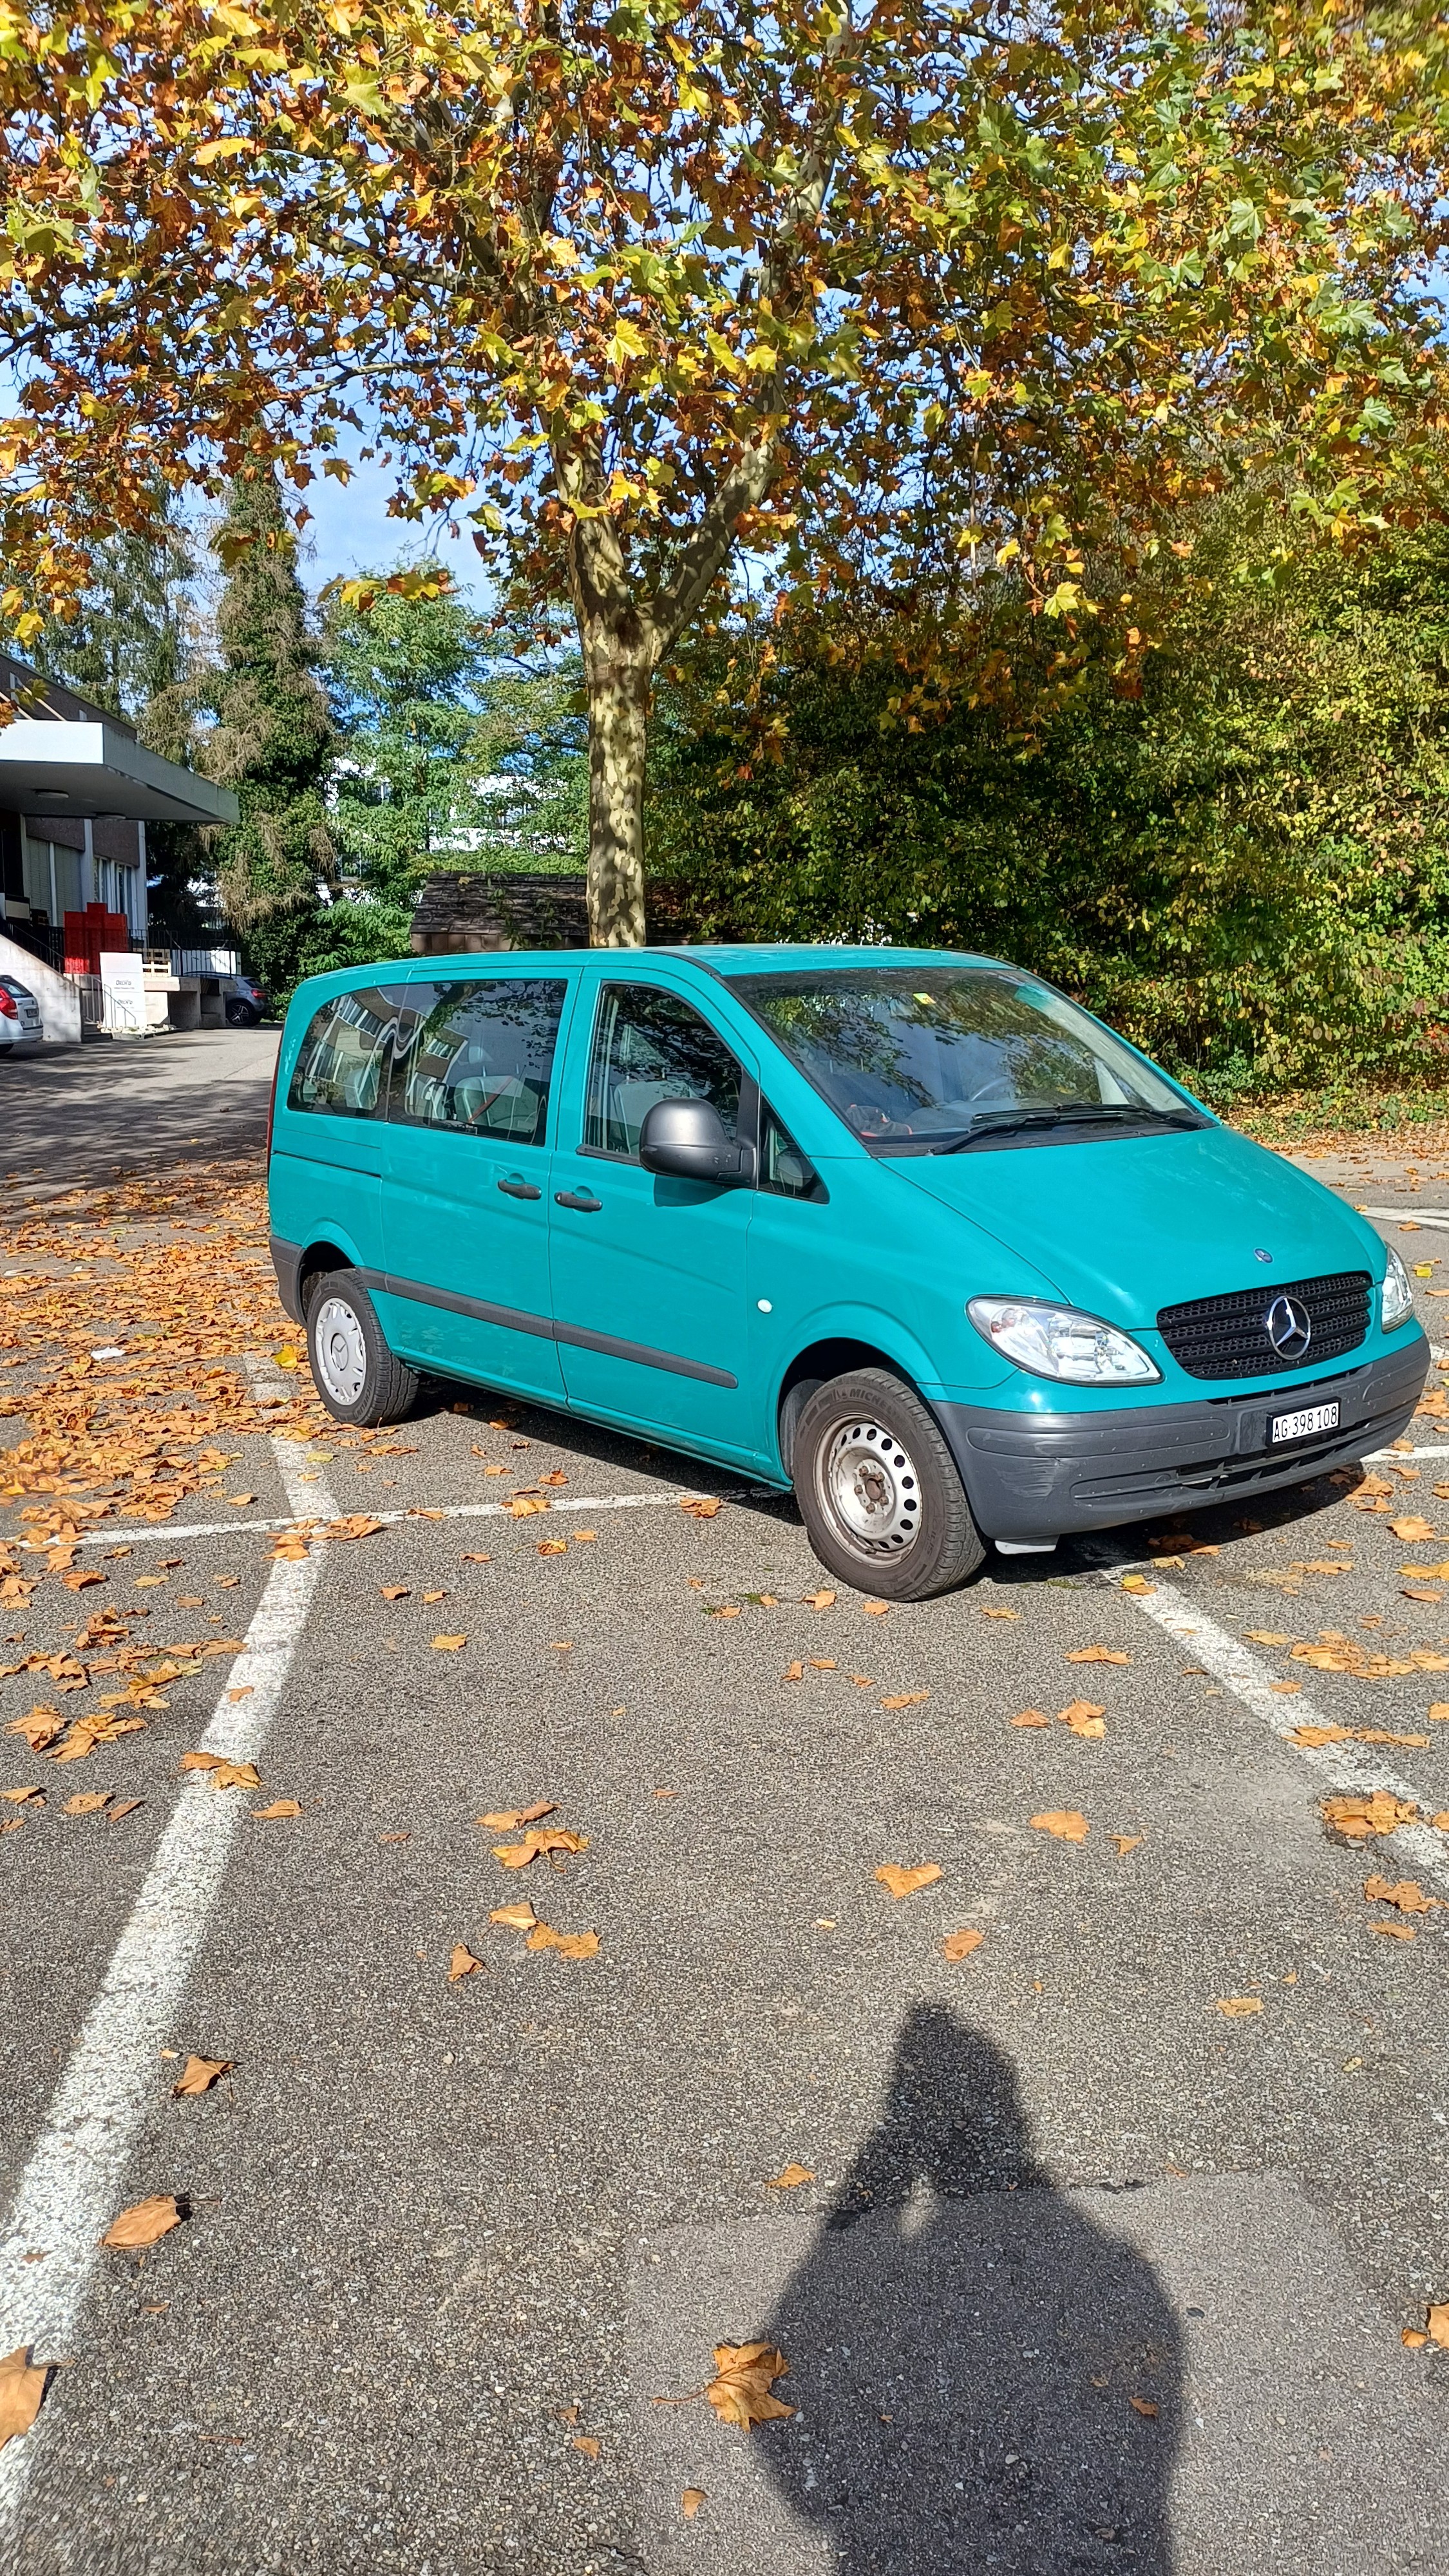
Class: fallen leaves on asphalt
1058,1700,1106,1739
1215,1997,1264,2018
680,1497,721,1519
1110,1833,1144,1855
379,1584,410,1600
492,1826,588,1868
180,1753,261,1792
1011,1708,1049,1728
101,2194,185,2249
572,2435,600,2459
251,1799,300,1820
942,1927,985,1962
1389,1517,1437,1541
480,1800,556,1831
1364,1876,1442,1913
431,1634,466,1653
449,1944,486,1982
704,2343,795,2430
1066,1647,1130,1666
804,1589,836,1611
875,1862,942,1899
172,2056,231,2096
62,1792,110,1815
0,2347,50,2452
1031,1811,1089,1842
880,1690,928,1710
1321,1792,1419,1842
526,1921,600,1958
682,2489,706,2519
764,2164,815,2188
489,1902,538,1931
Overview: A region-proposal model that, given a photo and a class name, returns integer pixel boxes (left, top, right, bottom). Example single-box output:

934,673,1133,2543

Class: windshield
732,966,1205,1153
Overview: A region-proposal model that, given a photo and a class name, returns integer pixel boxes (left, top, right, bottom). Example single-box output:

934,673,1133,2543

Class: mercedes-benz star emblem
1253,1247,1273,1264
1265,1293,1312,1361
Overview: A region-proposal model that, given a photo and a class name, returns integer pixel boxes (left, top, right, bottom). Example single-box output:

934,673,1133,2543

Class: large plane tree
3,0,1448,940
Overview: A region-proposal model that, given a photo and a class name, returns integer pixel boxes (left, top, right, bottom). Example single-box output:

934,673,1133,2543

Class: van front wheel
791,1367,987,1601
305,1269,420,1428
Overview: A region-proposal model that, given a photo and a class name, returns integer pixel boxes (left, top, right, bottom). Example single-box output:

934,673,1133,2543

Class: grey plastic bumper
938,1337,1430,1542
270,1233,303,1326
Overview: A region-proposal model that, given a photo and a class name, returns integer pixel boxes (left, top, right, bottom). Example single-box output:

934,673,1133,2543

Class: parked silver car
0,974,43,1054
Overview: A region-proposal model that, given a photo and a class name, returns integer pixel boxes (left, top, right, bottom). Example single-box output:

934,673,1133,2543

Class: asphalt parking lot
2,1031,1448,2574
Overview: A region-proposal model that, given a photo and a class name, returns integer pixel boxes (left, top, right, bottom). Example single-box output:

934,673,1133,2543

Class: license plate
1271,1400,1340,1446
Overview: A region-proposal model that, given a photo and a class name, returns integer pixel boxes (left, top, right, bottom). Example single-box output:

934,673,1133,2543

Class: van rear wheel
791,1367,987,1601
304,1269,419,1428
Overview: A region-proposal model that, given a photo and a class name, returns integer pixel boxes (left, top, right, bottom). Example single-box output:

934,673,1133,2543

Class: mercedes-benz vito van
268,947,1428,1598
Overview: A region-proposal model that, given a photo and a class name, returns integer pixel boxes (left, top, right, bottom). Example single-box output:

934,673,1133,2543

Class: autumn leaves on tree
3,2,1449,940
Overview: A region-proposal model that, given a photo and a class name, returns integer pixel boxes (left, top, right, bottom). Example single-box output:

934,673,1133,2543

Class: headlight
1381,1244,1415,1332
968,1296,1161,1385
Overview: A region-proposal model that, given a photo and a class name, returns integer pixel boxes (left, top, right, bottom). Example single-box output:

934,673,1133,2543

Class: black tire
304,1267,420,1428
224,1000,258,1027
791,1366,987,1601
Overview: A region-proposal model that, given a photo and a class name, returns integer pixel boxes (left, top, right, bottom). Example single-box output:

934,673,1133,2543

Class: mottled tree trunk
583,620,651,946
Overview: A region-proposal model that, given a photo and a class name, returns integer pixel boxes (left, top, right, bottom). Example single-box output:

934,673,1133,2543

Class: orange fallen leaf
681,2488,706,2519
422,1590,448,1604
1389,1517,1437,1541
863,1600,889,1617
680,1497,721,1519
942,1927,985,1962
804,1589,836,1610
431,1634,466,1653
526,1922,600,1958
489,1902,538,1930
1110,1833,1143,1855
225,1686,253,1703
1403,2328,1429,2348
572,2435,600,2459
875,1862,942,1899
379,1584,410,1600
1289,1725,1351,1746
0,1785,42,1804
1269,1681,1303,1696
62,1792,111,1815
1245,1629,1292,1645
880,1691,929,1710
101,2194,184,2249
1428,1703,1449,1723
1370,1921,1417,1940
1058,1700,1106,1739
108,1799,144,1823
704,2342,794,2430
449,1944,486,1982
493,1827,589,1868
980,1606,1019,1620
808,1657,837,1669
172,2056,231,2096
506,1496,549,1519
1427,2304,1449,2349
1215,1996,1264,2018
537,1539,568,1556
1322,1792,1417,1841
782,1661,805,1681
0,2346,50,2452
251,1799,301,1821
225,1493,256,1506
764,2163,815,2188
1031,1810,1088,1842
1066,1646,1130,1666
1130,2397,1159,2420
1121,1575,1155,1595
480,1801,556,1831
61,1568,104,1591
1011,1708,1049,1728
7,1707,64,1750
1364,1875,1441,1913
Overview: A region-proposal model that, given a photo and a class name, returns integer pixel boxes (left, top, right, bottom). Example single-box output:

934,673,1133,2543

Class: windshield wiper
935,1103,1200,1152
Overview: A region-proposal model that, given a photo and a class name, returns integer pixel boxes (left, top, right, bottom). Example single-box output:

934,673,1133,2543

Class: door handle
554,1189,602,1213
497,1174,542,1201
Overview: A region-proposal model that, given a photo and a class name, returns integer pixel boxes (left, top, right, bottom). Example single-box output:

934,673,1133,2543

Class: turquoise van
267,947,1428,1598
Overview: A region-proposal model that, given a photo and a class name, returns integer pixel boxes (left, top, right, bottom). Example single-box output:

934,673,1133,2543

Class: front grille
1157,1271,1372,1381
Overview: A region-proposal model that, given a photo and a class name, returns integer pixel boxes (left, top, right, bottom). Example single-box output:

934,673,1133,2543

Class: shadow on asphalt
760,2007,1180,2574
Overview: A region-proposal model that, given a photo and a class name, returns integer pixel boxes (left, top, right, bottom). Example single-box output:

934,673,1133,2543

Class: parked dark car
223,974,268,1028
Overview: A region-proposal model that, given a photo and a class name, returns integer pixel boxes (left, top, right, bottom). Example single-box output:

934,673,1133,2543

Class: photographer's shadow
761,2007,1180,2573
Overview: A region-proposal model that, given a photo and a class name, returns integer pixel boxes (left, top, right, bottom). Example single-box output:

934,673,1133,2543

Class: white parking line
1094,1553,1449,1896
0,1379,337,2538
41,1486,765,1551
1361,1206,1449,1229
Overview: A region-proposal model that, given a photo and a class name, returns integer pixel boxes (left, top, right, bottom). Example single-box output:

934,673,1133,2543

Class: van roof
295,942,1001,997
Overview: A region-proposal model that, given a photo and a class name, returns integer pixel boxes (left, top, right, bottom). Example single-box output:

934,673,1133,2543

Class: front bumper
938,1336,1430,1542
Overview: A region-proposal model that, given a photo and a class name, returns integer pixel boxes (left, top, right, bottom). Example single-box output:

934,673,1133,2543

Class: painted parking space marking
44,1486,767,1551
1092,1549,1449,1897
0,1384,337,2541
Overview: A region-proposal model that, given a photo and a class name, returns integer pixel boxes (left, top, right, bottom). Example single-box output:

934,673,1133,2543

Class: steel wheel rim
818,1417,922,1555
313,1296,368,1406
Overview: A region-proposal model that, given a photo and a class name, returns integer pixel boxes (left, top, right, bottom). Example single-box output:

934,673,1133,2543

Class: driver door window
584,985,743,1159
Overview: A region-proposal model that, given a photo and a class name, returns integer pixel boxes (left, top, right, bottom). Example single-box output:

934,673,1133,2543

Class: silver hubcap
312,1296,368,1407
820,1417,922,1555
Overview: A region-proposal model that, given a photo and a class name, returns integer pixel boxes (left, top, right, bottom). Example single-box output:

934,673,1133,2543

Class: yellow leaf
764,2163,815,2188
273,1346,299,1370
431,1634,466,1652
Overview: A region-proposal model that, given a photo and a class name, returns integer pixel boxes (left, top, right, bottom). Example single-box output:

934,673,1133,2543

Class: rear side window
585,985,743,1159
286,986,401,1117
389,979,567,1144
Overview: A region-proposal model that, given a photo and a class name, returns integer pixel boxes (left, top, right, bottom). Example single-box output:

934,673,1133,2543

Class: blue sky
296,442,481,596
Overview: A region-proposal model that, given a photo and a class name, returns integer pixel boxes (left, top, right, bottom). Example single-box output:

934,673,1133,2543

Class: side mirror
638,1096,754,1186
